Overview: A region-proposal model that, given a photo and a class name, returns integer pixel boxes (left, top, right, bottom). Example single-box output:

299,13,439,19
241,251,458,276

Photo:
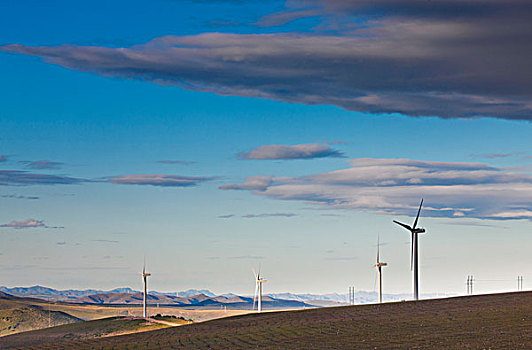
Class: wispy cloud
219,175,272,191
0,219,63,229
0,170,83,186
1,194,40,200
92,239,119,244
19,160,63,169
218,214,235,219
220,158,532,220
228,255,264,260
157,160,197,165
470,152,526,159
242,213,298,218
108,174,213,187
3,0,532,121
240,143,344,160
0,155,8,162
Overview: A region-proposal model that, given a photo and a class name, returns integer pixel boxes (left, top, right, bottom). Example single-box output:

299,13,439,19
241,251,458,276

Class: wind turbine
393,199,425,301
374,236,387,304
253,266,267,313
141,259,151,318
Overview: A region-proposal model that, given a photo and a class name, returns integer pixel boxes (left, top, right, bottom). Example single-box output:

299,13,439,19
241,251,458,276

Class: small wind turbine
374,236,387,304
253,266,267,313
393,199,425,301
141,259,151,318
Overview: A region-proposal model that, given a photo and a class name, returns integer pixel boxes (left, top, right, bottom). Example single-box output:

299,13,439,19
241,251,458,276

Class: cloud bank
220,158,532,220
240,143,344,160
2,0,532,120
108,174,212,187
0,219,63,229
0,170,83,186
19,160,63,170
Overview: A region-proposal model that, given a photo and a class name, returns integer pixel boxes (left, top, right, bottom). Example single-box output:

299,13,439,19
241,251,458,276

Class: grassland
0,293,249,339
4,291,528,349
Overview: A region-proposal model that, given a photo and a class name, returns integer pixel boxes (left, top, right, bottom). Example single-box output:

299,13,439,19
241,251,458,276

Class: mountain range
0,286,453,306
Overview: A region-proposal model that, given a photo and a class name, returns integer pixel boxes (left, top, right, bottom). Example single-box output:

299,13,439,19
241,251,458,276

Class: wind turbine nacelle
414,228,425,234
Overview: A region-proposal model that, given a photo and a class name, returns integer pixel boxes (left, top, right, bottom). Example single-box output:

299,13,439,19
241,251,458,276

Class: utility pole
518,276,523,291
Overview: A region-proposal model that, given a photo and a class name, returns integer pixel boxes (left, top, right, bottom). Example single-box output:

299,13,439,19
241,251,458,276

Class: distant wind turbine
253,266,267,313
393,199,426,301
142,259,151,318
374,236,388,304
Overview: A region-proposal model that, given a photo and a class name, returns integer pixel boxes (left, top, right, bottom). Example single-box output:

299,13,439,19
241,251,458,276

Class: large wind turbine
141,260,151,318
253,267,267,313
393,199,425,301
374,236,388,304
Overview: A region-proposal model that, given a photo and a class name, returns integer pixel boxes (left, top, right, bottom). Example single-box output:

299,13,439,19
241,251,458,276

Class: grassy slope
0,296,83,337
0,317,178,348
12,291,530,349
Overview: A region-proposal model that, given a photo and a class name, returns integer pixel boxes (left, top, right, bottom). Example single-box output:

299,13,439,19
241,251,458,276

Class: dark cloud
56,241,66,245
0,219,63,229
3,0,532,120
240,143,344,160
242,213,297,218
19,160,63,169
218,214,235,219
1,194,40,200
0,170,83,186
221,158,532,220
108,174,212,187
470,152,526,159
157,160,197,165
92,239,119,244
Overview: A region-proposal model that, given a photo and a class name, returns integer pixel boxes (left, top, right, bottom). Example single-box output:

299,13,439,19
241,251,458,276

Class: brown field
2,291,530,349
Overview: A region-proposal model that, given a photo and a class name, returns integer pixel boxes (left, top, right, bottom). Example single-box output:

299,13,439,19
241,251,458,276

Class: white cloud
240,143,344,160
221,158,532,220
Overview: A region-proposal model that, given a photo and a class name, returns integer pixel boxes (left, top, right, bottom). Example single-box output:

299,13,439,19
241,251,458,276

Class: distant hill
0,286,137,301
23,292,530,349
70,292,314,309
0,285,453,306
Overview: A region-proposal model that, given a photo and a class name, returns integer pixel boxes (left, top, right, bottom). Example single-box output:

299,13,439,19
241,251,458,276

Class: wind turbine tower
374,236,388,303
393,199,426,301
142,261,151,318
253,267,267,313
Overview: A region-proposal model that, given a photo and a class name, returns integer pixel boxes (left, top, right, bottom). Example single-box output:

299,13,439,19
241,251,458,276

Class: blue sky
0,0,531,296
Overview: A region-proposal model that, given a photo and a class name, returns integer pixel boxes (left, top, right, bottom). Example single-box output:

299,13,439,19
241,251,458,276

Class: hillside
7,291,528,349
0,316,180,348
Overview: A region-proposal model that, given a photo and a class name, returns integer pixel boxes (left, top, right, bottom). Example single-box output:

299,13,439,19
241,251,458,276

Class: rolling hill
0,292,82,337
0,316,181,348
4,291,527,349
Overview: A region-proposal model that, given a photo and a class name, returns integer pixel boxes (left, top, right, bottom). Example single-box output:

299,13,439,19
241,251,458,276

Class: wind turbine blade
377,235,380,263
410,232,414,271
393,220,412,231
252,269,257,280
258,263,261,279
143,256,146,274
413,199,423,229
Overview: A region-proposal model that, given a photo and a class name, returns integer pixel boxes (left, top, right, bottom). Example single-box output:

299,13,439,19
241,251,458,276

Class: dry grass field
3,291,529,349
